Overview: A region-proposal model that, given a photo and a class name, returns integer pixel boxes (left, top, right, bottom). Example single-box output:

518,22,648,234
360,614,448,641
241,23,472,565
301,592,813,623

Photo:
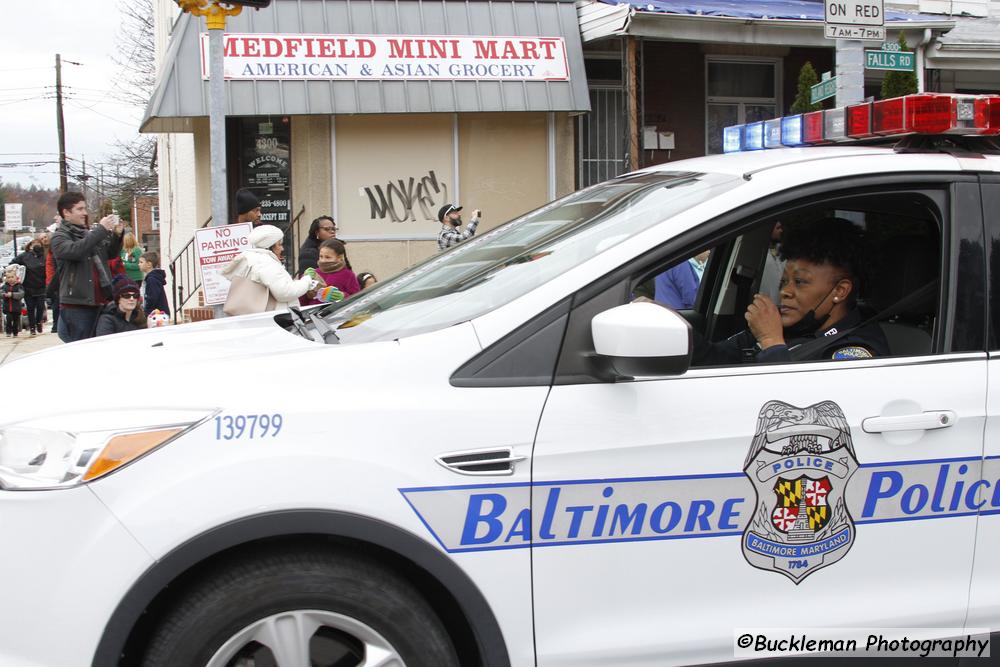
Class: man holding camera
50,192,124,343
437,203,481,252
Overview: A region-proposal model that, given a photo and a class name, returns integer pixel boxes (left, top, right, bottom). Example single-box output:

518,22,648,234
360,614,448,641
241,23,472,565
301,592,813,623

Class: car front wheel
141,546,460,667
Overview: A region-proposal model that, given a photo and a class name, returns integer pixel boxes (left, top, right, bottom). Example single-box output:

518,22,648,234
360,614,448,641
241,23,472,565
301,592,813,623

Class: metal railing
167,205,306,324
168,215,212,324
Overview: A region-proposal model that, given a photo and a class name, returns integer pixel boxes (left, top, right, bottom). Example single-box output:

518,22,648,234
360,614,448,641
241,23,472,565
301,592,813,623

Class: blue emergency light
780,115,803,146
744,122,764,150
723,125,744,153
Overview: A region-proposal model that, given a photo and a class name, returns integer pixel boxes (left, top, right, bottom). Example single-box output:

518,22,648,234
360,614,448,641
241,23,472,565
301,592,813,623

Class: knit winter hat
112,276,141,302
249,224,284,250
235,188,261,215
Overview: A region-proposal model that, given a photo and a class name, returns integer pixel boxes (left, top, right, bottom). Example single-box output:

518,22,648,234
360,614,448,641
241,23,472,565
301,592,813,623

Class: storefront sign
196,223,252,305
200,33,570,81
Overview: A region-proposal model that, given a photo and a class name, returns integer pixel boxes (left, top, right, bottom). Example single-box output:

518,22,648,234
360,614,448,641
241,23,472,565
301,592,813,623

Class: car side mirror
591,302,692,379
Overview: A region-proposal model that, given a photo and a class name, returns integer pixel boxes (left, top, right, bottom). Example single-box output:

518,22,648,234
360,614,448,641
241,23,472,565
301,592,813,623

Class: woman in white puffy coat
221,225,319,311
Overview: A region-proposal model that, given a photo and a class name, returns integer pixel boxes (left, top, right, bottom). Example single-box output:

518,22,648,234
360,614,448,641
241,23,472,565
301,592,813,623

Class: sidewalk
0,329,62,366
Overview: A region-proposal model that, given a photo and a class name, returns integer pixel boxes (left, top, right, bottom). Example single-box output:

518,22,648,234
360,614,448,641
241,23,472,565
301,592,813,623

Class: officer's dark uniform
694,308,890,365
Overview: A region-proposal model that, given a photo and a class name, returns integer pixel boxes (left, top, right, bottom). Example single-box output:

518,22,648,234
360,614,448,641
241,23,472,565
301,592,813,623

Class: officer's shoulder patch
831,346,873,360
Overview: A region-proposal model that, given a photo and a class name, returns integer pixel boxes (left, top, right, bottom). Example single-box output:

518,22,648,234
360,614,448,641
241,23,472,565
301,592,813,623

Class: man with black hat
233,188,262,227
437,203,481,252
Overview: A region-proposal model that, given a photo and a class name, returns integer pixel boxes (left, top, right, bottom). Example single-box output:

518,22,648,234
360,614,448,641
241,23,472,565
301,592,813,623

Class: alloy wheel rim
206,608,405,667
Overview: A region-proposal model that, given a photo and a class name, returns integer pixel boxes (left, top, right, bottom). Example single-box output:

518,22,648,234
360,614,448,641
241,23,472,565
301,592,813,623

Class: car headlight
0,409,215,490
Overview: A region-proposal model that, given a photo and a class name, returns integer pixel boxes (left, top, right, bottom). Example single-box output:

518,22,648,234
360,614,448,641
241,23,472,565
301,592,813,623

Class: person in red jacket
41,231,58,333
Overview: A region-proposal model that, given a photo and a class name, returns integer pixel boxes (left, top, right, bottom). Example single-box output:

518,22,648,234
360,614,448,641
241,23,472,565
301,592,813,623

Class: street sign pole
836,40,865,108
176,1,243,318
824,0,884,108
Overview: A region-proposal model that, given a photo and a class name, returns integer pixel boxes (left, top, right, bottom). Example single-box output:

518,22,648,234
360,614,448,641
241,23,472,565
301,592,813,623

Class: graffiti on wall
363,170,449,223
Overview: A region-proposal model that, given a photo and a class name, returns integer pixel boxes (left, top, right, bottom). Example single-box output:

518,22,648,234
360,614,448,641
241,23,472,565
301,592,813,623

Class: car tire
141,545,460,667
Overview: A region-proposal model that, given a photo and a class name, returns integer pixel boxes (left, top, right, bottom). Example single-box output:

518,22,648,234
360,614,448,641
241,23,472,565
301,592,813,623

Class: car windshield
317,171,742,343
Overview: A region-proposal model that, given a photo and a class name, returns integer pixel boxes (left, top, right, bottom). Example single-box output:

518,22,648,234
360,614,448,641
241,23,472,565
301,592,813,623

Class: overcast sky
0,0,145,193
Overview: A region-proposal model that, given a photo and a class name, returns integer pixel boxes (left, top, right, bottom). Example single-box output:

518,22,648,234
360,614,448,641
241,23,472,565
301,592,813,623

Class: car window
633,190,944,366
314,171,743,344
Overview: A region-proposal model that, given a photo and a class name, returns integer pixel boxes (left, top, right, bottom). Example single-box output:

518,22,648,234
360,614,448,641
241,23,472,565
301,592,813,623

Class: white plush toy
147,309,170,328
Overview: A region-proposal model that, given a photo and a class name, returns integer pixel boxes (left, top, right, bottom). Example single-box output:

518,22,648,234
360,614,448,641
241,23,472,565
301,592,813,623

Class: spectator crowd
3,188,405,344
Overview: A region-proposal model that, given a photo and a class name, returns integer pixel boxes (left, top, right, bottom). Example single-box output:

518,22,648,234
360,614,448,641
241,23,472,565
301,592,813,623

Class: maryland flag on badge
772,476,831,533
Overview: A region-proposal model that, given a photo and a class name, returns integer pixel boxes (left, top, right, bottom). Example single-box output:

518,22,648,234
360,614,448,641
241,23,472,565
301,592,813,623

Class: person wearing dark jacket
50,192,124,343
298,215,337,274
2,268,25,337
693,218,888,366
138,251,170,316
96,278,147,336
10,239,47,335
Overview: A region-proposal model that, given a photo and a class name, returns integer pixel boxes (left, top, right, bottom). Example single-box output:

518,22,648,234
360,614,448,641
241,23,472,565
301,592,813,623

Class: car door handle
436,447,527,476
862,410,956,434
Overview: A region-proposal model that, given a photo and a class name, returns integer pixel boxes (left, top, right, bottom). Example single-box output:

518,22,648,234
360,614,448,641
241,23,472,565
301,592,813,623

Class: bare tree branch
112,0,156,110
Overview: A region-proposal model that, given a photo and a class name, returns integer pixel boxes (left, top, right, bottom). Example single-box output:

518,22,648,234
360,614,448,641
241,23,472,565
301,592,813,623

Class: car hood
3,312,315,390
3,314,483,421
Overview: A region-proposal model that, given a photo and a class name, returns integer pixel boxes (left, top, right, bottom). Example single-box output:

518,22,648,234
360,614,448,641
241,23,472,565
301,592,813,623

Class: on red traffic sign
824,0,884,26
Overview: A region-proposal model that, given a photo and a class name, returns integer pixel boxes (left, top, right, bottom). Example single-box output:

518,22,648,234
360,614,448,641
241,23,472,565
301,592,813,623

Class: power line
66,101,140,127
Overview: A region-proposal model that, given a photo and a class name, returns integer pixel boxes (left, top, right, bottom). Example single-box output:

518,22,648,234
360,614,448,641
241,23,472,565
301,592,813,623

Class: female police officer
694,218,889,365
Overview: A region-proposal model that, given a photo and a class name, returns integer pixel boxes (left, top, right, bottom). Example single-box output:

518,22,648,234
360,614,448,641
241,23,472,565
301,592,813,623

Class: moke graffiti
362,169,448,223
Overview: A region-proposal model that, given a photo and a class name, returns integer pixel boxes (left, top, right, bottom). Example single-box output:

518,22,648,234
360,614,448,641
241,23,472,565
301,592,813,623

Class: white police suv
1,94,999,667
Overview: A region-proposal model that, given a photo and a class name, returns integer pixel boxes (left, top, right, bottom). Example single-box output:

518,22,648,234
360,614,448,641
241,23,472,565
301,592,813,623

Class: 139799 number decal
214,414,283,440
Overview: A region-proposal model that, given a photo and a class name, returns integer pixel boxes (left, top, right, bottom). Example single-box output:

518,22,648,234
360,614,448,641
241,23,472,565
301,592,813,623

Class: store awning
142,0,590,133
577,0,954,46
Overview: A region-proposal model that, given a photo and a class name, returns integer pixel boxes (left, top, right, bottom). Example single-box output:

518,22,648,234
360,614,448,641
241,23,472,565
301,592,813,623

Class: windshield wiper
287,306,324,343
304,308,340,344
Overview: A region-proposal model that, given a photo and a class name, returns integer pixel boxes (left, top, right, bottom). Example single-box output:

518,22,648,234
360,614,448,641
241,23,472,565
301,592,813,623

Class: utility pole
176,0,246,318
55,54,68,192
176,0,243,233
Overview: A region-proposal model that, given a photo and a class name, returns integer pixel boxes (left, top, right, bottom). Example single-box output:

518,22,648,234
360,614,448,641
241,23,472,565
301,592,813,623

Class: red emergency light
975,96,1000,135
847,102,874,138
802,110,826,143
872,97,905,135
906,94,956,134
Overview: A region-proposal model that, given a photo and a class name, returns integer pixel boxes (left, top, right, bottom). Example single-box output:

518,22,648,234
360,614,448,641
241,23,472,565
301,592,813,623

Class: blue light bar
780,115,803,146
764,119,782,148
744,122,764,150
723,124,744,153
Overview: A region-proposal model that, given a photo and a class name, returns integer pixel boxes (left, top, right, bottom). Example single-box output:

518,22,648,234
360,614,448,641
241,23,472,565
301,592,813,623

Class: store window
705,58,780,155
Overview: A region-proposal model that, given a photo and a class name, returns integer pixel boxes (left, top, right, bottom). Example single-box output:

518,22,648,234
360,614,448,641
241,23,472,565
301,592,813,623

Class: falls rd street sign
865,49,915,71
811,77,838,105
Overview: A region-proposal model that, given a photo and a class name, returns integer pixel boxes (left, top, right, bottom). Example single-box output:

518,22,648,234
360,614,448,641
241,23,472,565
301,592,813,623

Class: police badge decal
742,400,859,584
